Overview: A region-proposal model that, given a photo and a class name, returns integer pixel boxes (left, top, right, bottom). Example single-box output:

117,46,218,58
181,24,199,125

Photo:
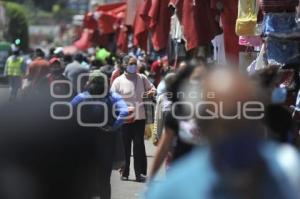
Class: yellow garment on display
235,0,259,36
6,57,24,76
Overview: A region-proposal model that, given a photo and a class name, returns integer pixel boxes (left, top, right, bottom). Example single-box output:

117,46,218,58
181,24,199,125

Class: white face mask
127,64,137,74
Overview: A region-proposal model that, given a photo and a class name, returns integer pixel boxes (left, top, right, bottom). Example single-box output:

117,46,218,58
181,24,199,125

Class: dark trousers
9,76,22,101
95,131,116,199
122,120,147,177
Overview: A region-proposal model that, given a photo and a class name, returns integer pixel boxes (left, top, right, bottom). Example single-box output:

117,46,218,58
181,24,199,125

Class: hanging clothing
125,0,142,26
266,37,300,66
262,13,300,39
211,0,240,65
239,36,262,47
170,13,184,41
133,0,151,51
171,0,220,51
212,34,227,65
259,0,299,13
236,0,259,36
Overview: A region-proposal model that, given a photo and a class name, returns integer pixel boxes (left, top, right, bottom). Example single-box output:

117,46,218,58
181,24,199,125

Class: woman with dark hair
71,71,128,199
149,59,207,181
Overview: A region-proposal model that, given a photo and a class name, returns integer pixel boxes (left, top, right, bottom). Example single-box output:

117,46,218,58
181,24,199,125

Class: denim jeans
266,37,300,66
9,76,22,101
263,13,300,38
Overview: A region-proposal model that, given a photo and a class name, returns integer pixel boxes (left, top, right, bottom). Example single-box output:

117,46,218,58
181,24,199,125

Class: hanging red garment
96,2,126,12
133,0,151,51
74,29,93,50
211,0,239,65
125,0,142,26
147,0,171,51
171,0,219,51
96,3,127,34
83,12,98,30
117,25,129,52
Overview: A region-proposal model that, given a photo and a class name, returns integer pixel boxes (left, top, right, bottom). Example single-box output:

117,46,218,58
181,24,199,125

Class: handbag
140,74,156,124
239,47,258,74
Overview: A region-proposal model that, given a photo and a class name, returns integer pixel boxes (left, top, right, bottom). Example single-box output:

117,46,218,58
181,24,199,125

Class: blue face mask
271,87,287,104
127,64,137,74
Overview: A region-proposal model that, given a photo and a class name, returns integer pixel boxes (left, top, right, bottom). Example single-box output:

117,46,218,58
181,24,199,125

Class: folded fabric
260,0,298,13
262,13,300,39
266,37,300,66
236,0,259,36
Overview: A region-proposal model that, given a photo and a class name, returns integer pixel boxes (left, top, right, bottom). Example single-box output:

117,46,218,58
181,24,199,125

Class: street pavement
0,83,9,105
0,84,165,199
111,141,163,199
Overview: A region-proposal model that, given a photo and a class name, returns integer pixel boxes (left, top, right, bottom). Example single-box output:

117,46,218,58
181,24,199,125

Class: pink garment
239,36,262,47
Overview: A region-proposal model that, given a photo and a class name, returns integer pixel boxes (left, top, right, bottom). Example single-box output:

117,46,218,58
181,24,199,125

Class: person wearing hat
71,70,128,199
48,58,74,100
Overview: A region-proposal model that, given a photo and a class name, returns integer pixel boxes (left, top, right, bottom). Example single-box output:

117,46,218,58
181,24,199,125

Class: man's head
49,58,63,75
74,53,84,63
35,48,45,59
12,49,20,56
87,70,109,96
194,68,264,144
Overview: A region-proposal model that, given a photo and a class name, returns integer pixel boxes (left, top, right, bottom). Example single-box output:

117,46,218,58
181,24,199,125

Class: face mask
271,87,287,104
127,64,137,74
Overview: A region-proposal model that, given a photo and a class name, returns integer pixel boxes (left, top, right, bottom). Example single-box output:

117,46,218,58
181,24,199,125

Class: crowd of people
1,46,300,199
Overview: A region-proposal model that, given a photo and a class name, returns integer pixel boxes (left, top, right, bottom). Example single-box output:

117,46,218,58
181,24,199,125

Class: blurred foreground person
4,49,25,101
71,70,128,199
146,68,300,199
0,97,103,199
252,66,297,145
149,60,206,180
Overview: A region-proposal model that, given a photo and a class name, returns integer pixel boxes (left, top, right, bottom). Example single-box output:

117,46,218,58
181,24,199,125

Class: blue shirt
146,142,300,199
71,91,128,129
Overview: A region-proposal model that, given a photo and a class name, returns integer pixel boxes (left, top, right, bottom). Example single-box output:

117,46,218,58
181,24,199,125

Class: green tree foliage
4,2,29,50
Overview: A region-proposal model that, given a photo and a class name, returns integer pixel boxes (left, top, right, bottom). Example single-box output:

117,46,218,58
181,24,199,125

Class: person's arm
3,57,9,76
149,127,175,181
70,93,87,107
21,59,27,77
110,69,120,86
142,75,157,97
111,92,128,129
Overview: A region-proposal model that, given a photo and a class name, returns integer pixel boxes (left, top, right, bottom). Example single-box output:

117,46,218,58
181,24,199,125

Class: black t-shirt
164,111,193,161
